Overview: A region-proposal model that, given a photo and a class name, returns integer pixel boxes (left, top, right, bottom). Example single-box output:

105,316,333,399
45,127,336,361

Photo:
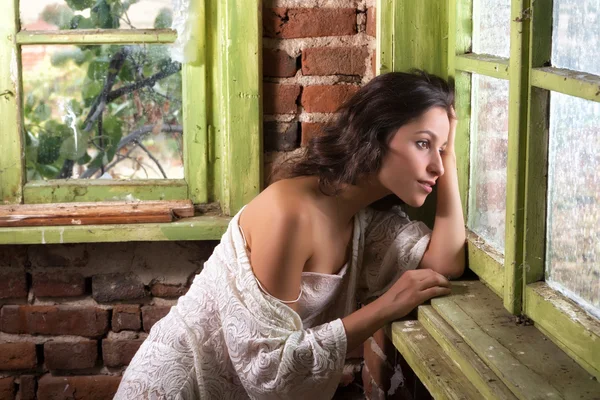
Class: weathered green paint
183,0,208,204
525,282,600,380
23,179,188,203
448,1,472,218
376,0,394,74
390,319,483,399
0,0,24,204
454,71,472,220
468,233,504,298
455,54,510,80
419,305,518,400
0,215,230,244
531,67,600,103
432,281,600,399
16,29,177,45
393,0,448,78
503,0,532,314
221,0,262,215
523,1,552,285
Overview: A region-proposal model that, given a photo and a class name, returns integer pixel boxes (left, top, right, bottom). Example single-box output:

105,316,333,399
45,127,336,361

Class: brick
264,8,357,39
150,283,188,298
0,271,27,299
0,306,109,337
0,343,37,370
32,272,85,297
301,85,359,113
112,305,141,332
366,7,376,37
102,339,144,367
141,306,171,332
37,375,121,400
0,377,15,400
0,246,27,268
263,49,297,77
263,83,301,114
44,340,97,370
18,375,36,400
302,47,368,76
300,122,326,147
92,273,147,302
264,122,299,152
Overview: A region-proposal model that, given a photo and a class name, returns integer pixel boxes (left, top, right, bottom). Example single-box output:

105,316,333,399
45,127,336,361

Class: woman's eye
416,140,430,149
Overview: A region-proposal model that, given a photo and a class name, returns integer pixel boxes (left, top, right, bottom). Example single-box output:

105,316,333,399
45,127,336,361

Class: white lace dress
114,206,431,400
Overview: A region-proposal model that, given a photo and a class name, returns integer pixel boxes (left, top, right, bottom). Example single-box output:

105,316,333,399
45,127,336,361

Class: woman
115,70,465,399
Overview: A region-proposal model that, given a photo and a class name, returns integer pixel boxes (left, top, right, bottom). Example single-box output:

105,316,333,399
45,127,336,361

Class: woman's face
377,107,450,207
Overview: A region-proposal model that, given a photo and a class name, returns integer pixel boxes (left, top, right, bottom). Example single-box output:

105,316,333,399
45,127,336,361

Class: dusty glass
552,0,600,75
20,0,173,31
546,92,600,319
472,0,511,58
22,43,183,180
467,74,510,253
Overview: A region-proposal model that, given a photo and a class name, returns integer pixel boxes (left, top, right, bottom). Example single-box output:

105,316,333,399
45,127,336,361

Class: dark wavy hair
279,70,454,202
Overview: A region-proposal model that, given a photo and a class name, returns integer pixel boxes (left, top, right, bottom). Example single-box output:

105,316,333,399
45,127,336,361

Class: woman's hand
375,269,451,322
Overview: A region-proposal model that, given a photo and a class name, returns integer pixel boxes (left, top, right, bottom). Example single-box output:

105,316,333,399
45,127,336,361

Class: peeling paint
387,364,405,396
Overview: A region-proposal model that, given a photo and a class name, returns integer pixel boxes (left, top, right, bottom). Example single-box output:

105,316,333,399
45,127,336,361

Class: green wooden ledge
455,54,510,80
0,215,230,244
524,282,600,380
467,232,504,298
16,29,177,45
531,67,600,103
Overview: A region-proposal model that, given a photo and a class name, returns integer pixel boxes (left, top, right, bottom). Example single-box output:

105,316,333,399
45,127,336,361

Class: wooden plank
222,0,262,215
23,179,188,203
390,319,483,400
455,54,510,80
432,281,600,399
503,0,532,314
0,215,230,244
183,0,209,204
525,282,600,380
531,68,600,103
419,305,518,400
376,0,394,74
0,200,194,226
0,0,24,204
468,232,504,297
393,0,448,78
16,29,177,45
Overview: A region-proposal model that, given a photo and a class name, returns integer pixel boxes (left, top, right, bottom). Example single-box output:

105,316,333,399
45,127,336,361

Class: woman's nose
427,153,444,177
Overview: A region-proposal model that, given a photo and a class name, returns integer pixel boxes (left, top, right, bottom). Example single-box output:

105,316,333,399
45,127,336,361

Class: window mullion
523,0,553,287
0,0,25,204
503,0,532,314
16,29,176,45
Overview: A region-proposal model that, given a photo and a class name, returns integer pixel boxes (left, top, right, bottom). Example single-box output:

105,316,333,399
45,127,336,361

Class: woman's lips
418,181,433,193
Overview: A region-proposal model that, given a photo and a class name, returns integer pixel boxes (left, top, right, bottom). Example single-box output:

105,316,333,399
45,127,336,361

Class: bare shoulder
238,178,317,305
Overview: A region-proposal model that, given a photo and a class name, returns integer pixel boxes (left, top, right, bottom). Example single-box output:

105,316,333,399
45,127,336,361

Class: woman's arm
419,110,466,278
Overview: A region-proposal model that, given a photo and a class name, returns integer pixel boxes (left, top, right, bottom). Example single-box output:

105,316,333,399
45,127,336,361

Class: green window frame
0,0,262,244
377,0,600,379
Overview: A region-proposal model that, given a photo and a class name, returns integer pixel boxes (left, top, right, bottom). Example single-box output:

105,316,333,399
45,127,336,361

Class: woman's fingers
420,285,452,300
417,273,450,291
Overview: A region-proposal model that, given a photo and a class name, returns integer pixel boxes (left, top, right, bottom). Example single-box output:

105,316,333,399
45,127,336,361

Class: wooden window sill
388,280,600,399
0,215,230,245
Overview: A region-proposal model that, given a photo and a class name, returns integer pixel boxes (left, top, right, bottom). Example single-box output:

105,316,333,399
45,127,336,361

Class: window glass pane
20,0,173,31
552,0,600,75
547,92,600,319
468,74,509,253
472,0,511,58
22,44,183,180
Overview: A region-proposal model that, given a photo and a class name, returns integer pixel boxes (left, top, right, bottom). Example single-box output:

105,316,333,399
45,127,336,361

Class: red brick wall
263,0,376,184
